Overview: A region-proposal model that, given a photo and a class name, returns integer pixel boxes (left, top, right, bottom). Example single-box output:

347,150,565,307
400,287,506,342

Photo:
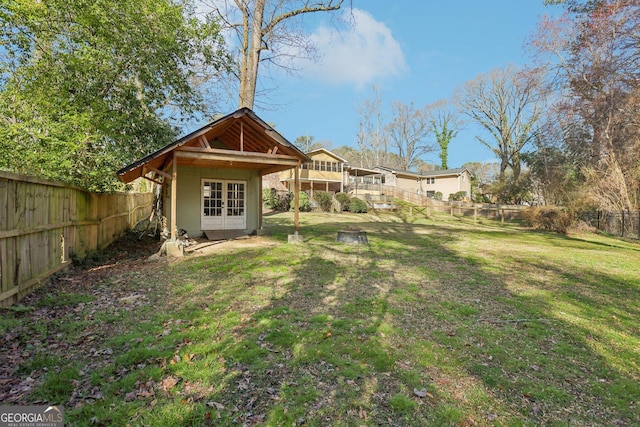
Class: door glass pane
227,182,245,217
203,181,223,217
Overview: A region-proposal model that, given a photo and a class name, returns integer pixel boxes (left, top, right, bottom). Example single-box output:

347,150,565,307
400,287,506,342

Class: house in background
278,148,347,196
374,166,472,201
262,146,473,204
117,108,309,240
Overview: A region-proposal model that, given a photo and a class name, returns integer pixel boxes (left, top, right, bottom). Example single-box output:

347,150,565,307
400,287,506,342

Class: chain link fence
579,210,640,240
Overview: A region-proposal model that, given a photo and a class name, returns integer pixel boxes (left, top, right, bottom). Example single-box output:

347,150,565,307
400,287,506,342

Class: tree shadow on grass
54,213,640,426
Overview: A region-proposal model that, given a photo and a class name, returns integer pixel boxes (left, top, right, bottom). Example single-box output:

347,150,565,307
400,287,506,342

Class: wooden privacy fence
0,171,153,307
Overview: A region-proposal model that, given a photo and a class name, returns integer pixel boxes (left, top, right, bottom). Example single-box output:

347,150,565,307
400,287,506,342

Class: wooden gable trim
240,121,244,152
117,108,310,184
261,164,296,176
175,147,301,167
199,135,211,149
143,165,172,181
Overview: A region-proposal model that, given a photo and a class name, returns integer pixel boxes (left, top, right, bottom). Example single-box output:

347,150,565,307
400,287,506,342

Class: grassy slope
2,211,638,426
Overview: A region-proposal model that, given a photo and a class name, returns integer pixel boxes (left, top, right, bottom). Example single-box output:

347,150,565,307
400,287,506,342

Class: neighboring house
374,166,472,201
278,148,347,195
117,108,309,239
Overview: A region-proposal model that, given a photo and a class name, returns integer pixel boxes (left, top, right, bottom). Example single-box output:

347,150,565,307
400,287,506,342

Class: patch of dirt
185,235,280,257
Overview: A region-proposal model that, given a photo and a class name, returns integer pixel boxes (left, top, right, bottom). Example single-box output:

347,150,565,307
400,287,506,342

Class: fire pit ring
336,230,368,244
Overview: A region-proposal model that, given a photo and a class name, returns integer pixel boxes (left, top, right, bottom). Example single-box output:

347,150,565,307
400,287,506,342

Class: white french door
201,179,246,230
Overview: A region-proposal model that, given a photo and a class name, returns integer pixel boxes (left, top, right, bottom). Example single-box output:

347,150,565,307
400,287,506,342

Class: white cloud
304,9,407,89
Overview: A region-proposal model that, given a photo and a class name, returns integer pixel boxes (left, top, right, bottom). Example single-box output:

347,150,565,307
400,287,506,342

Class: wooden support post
171,154,177,241
474,206,478,221
162,180,167,220
259,175,263,230
294,162,300,233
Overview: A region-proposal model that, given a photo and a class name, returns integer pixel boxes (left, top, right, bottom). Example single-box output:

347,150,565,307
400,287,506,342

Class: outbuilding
117,108,309,240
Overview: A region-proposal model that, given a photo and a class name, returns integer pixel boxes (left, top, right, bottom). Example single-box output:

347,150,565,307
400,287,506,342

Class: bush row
262,189,367,213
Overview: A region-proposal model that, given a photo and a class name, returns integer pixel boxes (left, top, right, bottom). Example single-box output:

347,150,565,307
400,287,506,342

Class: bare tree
462,161,500,188
206,0,348,109
386,101,437,171
294,135,332,152
332,145,360,165
457,65,546,181
531,0,640,209
427,99,464,169
355,85,389,168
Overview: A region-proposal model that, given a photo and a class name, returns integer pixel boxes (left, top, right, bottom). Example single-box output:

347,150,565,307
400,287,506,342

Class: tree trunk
499,154,509,179
511,158,521,182
238,0,265,109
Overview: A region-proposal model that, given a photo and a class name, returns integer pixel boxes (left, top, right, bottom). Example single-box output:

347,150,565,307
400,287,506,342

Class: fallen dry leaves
0,234,162,406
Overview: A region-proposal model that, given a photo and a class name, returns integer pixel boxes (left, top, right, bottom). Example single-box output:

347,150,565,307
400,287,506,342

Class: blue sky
226,1,563,169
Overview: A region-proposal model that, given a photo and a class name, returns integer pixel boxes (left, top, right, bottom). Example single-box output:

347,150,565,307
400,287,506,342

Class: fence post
621,210,625,238
474,206,478,221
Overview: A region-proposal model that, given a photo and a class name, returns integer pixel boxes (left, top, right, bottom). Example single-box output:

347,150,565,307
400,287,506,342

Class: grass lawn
1,210,638,426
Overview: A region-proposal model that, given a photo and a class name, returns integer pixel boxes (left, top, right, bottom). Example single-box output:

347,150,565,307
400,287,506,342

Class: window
307,159,342,172
425,177,435,185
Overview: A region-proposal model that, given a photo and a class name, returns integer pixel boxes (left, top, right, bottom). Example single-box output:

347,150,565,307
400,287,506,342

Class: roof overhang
348,166,383,177
117,108,310,184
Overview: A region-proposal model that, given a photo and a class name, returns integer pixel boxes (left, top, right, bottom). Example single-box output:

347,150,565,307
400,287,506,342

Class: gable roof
348,166,382,177
117,108,309,183
374,166,469,179
305,148,348,163
420,168,469,177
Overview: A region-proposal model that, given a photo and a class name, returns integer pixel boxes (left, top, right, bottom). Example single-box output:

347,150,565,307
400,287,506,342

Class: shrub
263,188,276,208
451,191,467,201
448,191,467,201
523,206,575,234
290,191,312,212
335,192,351,211
349,197,368,213
264,190,292,212
434,192,443,201
314,191,334,212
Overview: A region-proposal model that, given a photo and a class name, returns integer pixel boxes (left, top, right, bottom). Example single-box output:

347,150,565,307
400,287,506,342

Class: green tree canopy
0,0,228,191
